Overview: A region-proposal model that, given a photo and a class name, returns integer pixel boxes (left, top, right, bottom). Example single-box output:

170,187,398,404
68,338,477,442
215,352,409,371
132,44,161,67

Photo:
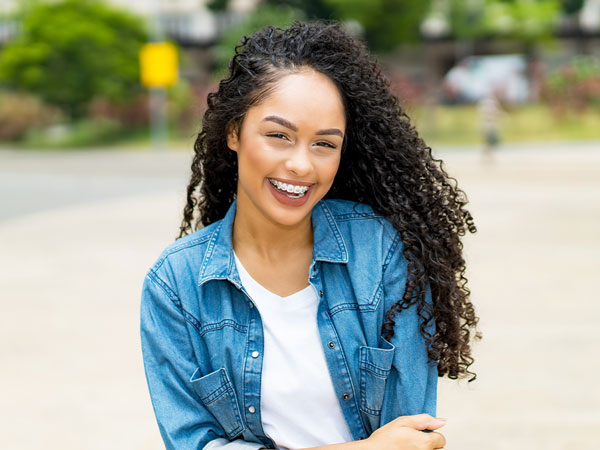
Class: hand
364,413,447,450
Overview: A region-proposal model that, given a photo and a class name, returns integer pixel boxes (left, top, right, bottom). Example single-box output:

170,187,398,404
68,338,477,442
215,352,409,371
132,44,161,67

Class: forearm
300,442,367,450
282,439,368,450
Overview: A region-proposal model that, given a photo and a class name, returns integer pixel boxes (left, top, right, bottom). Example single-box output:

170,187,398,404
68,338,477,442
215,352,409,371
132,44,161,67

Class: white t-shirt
233,252,353,450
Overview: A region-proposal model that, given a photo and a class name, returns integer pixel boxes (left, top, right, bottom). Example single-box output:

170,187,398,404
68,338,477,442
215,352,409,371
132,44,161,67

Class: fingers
391,413,448,431
427,431,447,449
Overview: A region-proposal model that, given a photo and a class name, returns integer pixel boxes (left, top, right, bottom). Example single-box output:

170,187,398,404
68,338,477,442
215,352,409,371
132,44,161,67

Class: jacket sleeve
140,270,264,450
379,232,438,424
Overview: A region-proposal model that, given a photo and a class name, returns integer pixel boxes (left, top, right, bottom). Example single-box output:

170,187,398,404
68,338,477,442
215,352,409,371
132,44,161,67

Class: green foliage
560,0,584,15
0,90,63,140
265,0,336,19
448,0,561,43
542,56,600,113
22,117,126,148
212,4,304,78
324,0,432,51
207,0,230,12
0,0,148,118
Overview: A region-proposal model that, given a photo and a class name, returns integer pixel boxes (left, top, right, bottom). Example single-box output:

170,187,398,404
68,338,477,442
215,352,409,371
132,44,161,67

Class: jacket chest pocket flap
359,341,395,418
190,367,244,439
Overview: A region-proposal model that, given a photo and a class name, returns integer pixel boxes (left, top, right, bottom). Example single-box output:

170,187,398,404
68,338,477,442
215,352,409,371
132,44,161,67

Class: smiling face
227,68,346,229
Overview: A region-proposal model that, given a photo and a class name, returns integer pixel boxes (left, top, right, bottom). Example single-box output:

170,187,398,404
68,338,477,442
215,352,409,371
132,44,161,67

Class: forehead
245,69,346,129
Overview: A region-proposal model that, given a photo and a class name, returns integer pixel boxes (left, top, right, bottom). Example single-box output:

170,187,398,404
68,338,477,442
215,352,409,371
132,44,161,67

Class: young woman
141,21,480,450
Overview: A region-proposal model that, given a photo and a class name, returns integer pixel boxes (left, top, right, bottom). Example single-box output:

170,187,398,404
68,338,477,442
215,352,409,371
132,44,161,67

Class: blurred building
0,0,260,46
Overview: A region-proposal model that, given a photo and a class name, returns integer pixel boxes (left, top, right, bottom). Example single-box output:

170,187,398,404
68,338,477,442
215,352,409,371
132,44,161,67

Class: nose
284,145,312,176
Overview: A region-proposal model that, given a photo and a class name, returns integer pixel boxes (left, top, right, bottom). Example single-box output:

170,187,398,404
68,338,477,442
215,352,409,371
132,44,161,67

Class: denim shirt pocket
190,367,245,439
358,340,395,432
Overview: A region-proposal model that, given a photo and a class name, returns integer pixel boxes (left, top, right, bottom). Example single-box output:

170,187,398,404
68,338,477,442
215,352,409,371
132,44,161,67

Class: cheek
321,154,342,185
239,140,274,178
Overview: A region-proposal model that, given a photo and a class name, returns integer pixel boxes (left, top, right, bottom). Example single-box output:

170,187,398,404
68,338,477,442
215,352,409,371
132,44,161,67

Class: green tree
447,0,561,43
324,0,433,51
265,0,336,20
212,4,303,77
0,0,147,117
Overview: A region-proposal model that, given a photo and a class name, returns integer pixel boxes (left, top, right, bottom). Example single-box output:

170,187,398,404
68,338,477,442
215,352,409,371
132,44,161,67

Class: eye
266,133,289,141
315,141,336,149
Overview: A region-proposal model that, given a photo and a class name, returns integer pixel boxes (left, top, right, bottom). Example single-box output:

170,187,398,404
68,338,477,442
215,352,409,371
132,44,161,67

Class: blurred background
0,0,598,449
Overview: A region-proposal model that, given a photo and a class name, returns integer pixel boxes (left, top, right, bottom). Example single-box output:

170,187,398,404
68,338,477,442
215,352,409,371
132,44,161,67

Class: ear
226,121,239,152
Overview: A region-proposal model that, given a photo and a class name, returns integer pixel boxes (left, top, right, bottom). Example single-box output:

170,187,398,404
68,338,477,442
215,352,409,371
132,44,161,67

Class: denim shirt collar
197,199,348,287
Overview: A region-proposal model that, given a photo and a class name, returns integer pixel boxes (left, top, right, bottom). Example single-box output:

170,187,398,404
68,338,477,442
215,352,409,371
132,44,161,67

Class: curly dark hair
179,21,481,381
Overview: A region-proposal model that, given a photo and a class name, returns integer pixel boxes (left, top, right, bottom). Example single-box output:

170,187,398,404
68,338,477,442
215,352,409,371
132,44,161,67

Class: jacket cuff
203,438,266,450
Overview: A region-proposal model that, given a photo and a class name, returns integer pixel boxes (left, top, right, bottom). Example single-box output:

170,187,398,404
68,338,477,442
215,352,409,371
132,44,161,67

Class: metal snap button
319,290,323,297
248,405,256,413
328,341,335,349
251,351,259,358
342,393,350,401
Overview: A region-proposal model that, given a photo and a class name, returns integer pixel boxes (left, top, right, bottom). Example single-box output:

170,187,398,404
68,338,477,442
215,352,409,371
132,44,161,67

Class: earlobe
226,122,239,152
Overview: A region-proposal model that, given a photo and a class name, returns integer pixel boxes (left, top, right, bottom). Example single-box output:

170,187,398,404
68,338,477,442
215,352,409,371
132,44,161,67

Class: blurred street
1,143,599,450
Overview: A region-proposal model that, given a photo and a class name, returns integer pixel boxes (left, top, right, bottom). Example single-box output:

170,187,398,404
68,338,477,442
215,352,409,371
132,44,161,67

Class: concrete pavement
0,143,598,449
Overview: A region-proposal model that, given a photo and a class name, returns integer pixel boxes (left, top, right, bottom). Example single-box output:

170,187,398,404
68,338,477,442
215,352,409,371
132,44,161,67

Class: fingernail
430,418,447,426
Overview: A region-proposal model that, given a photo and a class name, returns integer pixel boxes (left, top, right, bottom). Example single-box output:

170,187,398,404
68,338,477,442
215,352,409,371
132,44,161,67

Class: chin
265,205,314,228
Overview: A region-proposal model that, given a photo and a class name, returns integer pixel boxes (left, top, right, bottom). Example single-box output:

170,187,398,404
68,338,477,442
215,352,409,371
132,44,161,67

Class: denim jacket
140,198,438,450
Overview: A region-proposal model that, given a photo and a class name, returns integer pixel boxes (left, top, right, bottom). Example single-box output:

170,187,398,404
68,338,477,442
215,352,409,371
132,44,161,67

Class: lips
267,178,311,197
265,178,314,206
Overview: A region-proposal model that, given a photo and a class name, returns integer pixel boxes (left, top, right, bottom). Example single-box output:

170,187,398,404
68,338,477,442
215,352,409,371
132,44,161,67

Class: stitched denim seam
147,271,208,336
199,222,222,279
359,361,391,378
151,234,212,271
147,270,180,305
198,319,247,337
329,303,359,315
358,368,384,416
382,231,402,273
334,213,381,221
201,381,233,405
322,308,369,435
321,202,348,260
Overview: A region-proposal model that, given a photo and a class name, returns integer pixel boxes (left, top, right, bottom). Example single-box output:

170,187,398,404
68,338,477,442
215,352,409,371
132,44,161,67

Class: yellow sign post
140,42,179,151
140,42,179,88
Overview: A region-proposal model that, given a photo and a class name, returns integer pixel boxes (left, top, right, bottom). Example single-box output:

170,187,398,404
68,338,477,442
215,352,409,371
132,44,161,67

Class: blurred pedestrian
478,92,502,162
140,21,480,450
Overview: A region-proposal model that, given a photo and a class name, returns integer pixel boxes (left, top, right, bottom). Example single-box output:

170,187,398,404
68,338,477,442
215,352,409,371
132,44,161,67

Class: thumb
394,414,447,431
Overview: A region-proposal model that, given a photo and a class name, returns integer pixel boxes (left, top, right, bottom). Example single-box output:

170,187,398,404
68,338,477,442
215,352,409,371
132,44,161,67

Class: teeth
268,178,310,198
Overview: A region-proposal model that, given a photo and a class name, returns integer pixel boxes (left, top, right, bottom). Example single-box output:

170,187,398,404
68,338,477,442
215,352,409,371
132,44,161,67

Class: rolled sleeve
380,232,438,424
203,438,264,450
141,270,262,450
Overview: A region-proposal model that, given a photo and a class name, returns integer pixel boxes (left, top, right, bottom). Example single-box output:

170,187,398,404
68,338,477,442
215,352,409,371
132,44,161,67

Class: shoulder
321,198,400,253
146,220,223,284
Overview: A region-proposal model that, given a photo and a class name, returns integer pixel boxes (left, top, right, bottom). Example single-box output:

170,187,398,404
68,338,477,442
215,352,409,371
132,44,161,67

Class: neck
232,196,313,262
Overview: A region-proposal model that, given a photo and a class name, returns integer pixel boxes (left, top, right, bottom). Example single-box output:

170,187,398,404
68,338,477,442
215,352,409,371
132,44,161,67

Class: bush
23,117,125,148
0,91,63,140
541,55,600,114
0,0,147,118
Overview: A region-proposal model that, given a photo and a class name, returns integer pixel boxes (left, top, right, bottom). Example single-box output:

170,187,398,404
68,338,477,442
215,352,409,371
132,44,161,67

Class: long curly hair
179,21,481,381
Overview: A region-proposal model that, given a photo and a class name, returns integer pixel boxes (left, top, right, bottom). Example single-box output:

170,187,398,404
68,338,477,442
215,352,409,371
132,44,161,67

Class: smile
268,178,311,198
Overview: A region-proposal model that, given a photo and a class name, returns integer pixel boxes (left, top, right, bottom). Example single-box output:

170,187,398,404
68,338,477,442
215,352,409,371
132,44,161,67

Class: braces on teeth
269,178,310,198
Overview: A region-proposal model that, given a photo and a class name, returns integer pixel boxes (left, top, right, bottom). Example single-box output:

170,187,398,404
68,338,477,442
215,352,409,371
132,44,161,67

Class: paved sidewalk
0,143,598,449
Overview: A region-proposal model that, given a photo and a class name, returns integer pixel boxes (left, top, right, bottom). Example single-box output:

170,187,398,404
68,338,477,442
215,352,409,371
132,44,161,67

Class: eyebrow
263,115,344,138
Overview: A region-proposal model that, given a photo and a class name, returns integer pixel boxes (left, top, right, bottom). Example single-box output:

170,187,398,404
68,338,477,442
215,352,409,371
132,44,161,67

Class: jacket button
251,351,259,358
342,393,350,401
319,290,323,297
328,341,335,349
249,302,254,308
248,405,256,414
